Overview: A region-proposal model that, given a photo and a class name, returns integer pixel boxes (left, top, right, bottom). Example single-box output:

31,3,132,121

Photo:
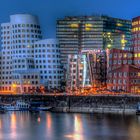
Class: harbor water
0,112,140,140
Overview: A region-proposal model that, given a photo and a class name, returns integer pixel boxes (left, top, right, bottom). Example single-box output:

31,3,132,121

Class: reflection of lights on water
64,134,83,139
11,113,16,129
37,117,41,123
11,113,17,139
46,113,53,137
74,115,83,133
64,115,84,140
0,120,1,129
46,113,52,129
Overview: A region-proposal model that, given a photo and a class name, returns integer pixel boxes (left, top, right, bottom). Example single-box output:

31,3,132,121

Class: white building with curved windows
0,14,62,94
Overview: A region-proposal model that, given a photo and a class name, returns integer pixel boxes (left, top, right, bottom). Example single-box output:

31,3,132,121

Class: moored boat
0,101,30,111
29,106,52,112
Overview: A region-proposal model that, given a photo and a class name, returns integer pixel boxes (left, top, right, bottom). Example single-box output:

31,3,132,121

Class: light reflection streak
46,113,52,137
10,113,17,139
64,115,84,140
0,119,1,129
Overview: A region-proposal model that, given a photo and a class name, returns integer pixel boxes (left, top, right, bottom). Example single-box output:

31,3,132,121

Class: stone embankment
0,94,140,114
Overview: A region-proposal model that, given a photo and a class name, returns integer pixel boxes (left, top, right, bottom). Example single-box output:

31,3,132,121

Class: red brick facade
132,16,140,68
107,65,140,93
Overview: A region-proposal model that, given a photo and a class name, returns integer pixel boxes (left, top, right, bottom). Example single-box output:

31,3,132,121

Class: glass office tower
56,15,131,65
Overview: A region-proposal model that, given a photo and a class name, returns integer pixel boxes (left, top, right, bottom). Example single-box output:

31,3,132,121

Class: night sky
1,0,140,38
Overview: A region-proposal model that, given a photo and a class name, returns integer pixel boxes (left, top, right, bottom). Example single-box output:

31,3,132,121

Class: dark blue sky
1,0,140,38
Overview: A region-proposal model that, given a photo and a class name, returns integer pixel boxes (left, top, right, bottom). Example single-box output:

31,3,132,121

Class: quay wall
0,94,140,114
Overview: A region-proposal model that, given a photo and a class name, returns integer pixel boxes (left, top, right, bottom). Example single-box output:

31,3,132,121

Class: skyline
1,0,140,38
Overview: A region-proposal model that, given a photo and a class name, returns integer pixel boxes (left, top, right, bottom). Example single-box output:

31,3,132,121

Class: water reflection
46,113,52,138
64,114,84,140
0,112,140,140
10,113,17,139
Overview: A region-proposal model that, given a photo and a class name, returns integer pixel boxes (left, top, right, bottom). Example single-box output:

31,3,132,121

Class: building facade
66,50,107,93
108,48,133,72
107,47,140,93
107,65,140,93
57,15,131,65
0,14,62,94
0,14,42,93
33,39,63,91
132,16,140,68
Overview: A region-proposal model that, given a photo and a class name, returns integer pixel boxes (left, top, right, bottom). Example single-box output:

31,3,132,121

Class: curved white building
0,14,42,93
0,14,63,94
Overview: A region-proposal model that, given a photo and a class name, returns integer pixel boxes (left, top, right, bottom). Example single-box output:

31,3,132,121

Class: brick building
108,48,133,72
132,16,140,68
107,47,140,93
107,65,140,93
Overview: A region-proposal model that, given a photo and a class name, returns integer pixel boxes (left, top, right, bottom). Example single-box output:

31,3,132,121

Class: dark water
0,112,140,140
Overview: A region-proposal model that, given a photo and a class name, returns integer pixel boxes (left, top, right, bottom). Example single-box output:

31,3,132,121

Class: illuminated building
132,16,140,68
107,48,140,93
66,54,92,93
108,48,133,72
57,15,131,65
66,50,107,93
107,65,140,93
0,14,62,94
0,14,42,93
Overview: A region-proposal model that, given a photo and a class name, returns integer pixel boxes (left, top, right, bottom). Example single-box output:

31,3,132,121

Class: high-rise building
57,15,131,65
132,16,140,68
0,14,62,94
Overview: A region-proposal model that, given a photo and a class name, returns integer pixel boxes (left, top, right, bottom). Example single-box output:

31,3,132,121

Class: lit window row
132,21,140,26
134,53,140,57
132,27,140,32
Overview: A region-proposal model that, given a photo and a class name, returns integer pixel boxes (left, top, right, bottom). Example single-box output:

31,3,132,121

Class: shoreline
0,94,139,115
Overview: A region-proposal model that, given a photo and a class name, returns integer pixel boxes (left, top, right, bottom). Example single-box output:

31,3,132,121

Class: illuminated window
85,23,92,31
117,23,123,27
85,23,92,28
124,54,127,58
85,27,91,31
70,23,79,28
134,53,138,58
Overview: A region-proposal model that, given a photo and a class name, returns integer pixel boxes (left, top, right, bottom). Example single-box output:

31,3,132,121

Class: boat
0,100,30,111
29,106,52,112
136,103,140,115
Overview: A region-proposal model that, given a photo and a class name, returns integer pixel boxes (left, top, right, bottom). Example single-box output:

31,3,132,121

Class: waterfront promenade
0,94,140,114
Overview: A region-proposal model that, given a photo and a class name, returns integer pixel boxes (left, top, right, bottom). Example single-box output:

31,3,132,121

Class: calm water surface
0,112,140,140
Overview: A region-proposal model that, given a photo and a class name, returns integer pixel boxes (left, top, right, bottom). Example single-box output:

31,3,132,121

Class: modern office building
57,15,131,65
0,14,62,94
